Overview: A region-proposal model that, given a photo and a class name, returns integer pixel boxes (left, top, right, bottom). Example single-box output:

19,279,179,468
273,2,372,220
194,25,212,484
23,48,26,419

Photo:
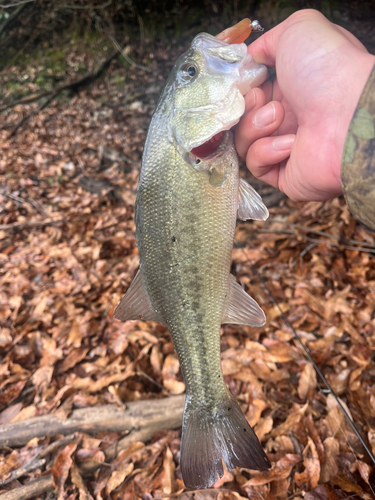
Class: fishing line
237,244,375,468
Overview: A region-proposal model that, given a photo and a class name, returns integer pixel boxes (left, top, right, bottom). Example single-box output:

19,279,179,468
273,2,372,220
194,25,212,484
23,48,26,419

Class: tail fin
180,396,271,490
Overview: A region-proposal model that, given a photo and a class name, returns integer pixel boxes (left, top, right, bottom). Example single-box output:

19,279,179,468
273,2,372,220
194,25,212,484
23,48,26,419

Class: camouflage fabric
341,64,375,230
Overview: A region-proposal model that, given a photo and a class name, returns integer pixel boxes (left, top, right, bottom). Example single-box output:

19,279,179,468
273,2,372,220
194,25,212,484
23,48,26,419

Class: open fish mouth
190,131,226,160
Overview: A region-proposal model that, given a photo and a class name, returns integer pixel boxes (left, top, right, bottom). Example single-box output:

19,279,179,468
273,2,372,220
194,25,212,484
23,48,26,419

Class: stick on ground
0,395,185,448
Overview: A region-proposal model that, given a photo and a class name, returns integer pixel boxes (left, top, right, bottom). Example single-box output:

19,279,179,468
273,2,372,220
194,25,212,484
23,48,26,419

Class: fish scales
115,29,271,489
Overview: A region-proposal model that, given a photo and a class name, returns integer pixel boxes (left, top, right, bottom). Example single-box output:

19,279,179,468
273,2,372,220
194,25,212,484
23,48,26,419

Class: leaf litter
0,33,375,500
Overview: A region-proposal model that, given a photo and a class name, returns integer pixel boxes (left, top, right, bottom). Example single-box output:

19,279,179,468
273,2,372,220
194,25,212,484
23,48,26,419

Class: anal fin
238,178,269,221
114,269,162,323
222,274,266,327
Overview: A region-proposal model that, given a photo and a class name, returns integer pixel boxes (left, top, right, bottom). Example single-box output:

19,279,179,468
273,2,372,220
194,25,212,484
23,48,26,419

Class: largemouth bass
115,23,271,489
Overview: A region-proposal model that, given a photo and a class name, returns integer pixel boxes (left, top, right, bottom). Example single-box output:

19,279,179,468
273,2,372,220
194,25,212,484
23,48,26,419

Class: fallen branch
0,395,185,448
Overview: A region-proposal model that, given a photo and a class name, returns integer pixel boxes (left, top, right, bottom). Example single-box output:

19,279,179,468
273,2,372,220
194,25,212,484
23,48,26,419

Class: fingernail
273,135,295,151
246,89,256,111
253,102,275,127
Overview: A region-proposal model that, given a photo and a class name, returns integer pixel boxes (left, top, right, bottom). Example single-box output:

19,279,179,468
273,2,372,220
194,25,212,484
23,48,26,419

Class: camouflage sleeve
341,64,375,229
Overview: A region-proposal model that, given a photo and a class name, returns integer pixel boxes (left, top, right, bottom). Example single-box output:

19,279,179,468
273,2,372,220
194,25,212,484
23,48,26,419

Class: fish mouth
190,131,227,160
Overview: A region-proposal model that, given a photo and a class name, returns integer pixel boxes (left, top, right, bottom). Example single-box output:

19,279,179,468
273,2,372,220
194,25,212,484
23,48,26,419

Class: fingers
245,135,295,190
235,99,285,159
243,87,266,113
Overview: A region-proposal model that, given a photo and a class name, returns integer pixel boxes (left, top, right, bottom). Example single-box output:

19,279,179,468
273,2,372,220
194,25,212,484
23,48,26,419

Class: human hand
235,9,375,201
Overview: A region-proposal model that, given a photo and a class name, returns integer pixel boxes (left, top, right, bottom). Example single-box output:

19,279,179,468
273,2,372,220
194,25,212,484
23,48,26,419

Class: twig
0,219,64,231
58,0,112,9
0,459,46,486
3,191,48,216
260,228,375,254
8,91,57,137
0,476,54,500
271,220,375,249
0,0,35,8
0,90,51,113
0,435,76,486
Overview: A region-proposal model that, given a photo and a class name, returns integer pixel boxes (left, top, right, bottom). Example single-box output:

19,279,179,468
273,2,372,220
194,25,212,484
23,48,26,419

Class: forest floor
1,8,375,500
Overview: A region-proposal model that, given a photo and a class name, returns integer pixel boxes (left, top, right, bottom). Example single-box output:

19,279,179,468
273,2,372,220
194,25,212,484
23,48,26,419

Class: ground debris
1,30,375,500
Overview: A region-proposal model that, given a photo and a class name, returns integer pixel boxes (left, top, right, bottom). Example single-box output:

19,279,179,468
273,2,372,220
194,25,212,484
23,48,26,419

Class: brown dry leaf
150,344,163,374
298,362,317,401
368,427,375,455
324,285,352,320
222,358,243,376
32,365,54,397
247,398,267,427
330,475,364,495
324,404,347,441
162,354,185,394
271,478,290,500
244,453,301,486
266,302,289,321
0,449,21,479
70,461,92,500
10,405,37,423
266,436,295,455
67,321,83,348
294,436,320,490
161,446,175,494
254,415,273,442
326,368,350,396
52,442,78,500
304,485,339,500
271,403,308,436
106,462,134,495
0,402,23,424
0,380,26,407
59,347,89,373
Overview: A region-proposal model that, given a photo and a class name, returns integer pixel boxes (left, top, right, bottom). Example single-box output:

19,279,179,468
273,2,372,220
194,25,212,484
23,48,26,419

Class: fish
114,20,271,489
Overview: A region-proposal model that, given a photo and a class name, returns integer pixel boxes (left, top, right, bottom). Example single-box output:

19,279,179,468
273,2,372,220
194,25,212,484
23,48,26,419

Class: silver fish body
115,32,270,489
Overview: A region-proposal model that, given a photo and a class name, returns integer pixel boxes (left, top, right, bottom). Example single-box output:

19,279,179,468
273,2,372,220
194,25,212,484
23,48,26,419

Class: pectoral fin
114,269,162,323
222,274,265,326
238,178,269,221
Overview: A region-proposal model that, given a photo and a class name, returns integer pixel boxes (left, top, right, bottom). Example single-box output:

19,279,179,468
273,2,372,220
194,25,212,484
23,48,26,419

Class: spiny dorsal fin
238,178,269,221
114,269,163,323
222,273,266,326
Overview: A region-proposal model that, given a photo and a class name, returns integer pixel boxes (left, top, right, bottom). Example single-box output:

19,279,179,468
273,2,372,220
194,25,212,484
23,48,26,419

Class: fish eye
187,66,196,77
181,63,198,81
